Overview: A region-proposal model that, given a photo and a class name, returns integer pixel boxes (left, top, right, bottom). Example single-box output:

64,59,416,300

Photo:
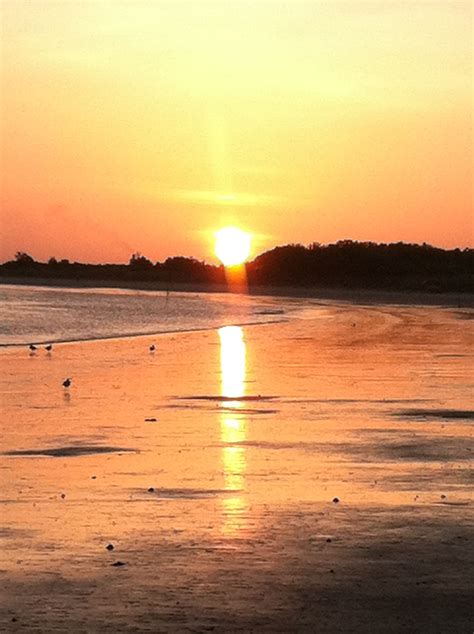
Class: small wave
0,318,287,348
219,406,279,415
282,398,435,404
177,394,278,402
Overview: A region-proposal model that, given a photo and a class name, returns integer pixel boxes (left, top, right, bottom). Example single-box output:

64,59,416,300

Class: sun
215,227,251,267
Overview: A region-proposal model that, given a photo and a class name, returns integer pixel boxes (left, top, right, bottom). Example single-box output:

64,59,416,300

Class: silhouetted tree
15,251,35,264
129,252,153,269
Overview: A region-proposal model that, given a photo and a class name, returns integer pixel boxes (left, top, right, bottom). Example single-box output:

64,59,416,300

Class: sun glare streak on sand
219,325,248,534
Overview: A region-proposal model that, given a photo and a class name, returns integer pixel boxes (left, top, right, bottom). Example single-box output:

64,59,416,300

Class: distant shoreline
1,276,473,308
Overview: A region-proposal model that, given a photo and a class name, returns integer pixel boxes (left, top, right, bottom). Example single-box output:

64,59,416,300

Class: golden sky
1,1,472,263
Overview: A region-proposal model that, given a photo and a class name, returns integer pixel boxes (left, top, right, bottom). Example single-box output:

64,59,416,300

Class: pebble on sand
60,493,66,499
111,561,126,567
441,494,446,499
106,543,114,551
326,538,332,543
148,487,155,492
332,497,340,504
145,418,157,422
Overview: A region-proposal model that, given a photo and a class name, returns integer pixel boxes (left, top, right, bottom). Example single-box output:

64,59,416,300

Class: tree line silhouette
2,241,473,293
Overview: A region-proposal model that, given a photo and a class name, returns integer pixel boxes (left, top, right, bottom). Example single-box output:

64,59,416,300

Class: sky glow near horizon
1,1,472,263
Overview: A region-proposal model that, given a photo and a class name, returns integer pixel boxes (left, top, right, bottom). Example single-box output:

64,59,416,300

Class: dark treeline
1,241,472,293
2,251,224,285
249,241,473,292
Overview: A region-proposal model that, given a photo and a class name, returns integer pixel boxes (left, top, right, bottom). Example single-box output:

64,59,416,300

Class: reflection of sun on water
219,325,246,400
218,326,248,534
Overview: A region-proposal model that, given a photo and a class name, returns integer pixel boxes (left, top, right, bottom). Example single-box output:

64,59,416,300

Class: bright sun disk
215,227,251,267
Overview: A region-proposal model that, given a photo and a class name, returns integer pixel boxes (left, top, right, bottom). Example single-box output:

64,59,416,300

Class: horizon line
3,238,473,268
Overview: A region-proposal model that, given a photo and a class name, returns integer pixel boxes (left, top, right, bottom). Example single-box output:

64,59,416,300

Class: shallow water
0,298,473,631
0,284,312,346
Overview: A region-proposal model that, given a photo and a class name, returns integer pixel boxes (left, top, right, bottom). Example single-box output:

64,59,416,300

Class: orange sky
1,1,472,263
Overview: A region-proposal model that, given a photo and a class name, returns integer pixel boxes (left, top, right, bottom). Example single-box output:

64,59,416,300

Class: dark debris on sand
393,408,474,421
2,445,135,458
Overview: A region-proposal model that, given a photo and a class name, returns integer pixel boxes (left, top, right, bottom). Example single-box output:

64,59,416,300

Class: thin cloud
154,188,293,208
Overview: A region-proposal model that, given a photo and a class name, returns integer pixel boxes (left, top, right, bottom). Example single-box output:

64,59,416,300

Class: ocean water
1,284,473,631
0,284,309,346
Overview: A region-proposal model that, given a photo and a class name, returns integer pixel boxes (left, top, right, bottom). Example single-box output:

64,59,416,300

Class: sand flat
0,303,473,632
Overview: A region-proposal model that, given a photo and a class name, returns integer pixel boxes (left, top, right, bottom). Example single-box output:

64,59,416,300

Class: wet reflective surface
0,284,291,345
0,302,473,631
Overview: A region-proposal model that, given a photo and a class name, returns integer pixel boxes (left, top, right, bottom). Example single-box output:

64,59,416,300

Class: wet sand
1,302,473,632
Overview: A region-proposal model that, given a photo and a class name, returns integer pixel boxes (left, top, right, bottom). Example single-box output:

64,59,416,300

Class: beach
1,298,473,632
1,275,473,308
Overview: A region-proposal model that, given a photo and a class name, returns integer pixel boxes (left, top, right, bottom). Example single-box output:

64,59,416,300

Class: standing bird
45,344,53,352
62,378,72,388
29,344,37,352
149,345,155,352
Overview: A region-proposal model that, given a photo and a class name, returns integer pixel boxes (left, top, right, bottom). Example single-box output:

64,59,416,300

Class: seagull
149,345,155,352
62,378,72,388
45,344,53,352
29,344,37,351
